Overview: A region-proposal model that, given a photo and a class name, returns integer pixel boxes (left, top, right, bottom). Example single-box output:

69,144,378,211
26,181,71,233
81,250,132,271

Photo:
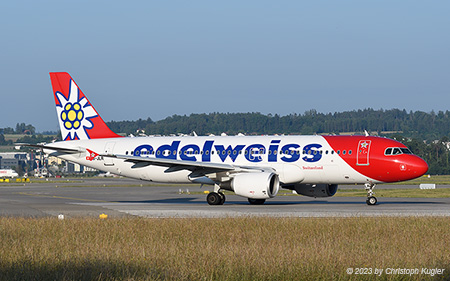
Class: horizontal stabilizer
15,143,83,153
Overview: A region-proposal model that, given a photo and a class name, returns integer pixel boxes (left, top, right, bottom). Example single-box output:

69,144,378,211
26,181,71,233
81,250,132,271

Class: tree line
106,109,450,174
0,123,56,146
0,123,36,135
107,109,450,141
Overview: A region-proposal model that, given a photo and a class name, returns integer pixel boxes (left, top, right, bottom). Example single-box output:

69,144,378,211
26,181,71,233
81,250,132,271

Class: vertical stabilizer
50,72,121,140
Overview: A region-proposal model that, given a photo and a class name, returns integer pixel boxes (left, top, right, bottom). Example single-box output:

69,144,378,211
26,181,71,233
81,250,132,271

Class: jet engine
222,172,280,199
285,183,338,198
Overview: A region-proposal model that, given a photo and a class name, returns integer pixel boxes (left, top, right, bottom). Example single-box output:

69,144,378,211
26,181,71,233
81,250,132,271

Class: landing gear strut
365,182,377,206
206,184,226,205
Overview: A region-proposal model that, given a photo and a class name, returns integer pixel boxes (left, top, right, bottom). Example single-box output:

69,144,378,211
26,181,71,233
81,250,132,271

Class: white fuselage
47,135,373,185
0,169,19,178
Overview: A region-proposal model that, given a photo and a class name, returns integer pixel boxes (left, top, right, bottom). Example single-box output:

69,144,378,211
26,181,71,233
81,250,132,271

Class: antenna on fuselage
364,130,369,137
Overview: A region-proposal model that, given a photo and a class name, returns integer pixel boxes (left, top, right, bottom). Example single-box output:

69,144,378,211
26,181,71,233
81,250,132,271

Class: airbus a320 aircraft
22,72,428,205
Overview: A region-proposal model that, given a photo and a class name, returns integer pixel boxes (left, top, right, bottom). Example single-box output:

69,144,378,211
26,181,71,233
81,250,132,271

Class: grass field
391,175,450,185
0,217,449,280
2,134,56,142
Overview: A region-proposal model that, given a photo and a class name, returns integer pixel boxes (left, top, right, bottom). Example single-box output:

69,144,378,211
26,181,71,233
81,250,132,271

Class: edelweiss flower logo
61,102,84,130
55,80,97,140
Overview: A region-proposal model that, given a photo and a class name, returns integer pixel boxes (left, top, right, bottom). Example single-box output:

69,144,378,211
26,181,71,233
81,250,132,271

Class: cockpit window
400,148,412,154
385,147,412,156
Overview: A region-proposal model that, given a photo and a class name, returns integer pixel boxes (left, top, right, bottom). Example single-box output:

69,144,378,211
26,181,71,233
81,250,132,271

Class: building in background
0,152,28,169
0,152,98,177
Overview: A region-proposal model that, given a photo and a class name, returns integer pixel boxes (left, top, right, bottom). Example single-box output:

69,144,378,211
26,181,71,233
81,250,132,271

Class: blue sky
1,1,449,132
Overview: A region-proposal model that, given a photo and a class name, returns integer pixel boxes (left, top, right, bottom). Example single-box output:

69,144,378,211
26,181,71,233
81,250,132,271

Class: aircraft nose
409,156,429,177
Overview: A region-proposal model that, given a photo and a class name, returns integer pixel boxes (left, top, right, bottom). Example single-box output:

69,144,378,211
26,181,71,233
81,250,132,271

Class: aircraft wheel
218,192,226,205
248,198,266,205
366,196,377,206
207,192,222,205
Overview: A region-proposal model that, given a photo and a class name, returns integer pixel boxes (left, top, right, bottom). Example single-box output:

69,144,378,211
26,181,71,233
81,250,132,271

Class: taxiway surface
1,178,449,218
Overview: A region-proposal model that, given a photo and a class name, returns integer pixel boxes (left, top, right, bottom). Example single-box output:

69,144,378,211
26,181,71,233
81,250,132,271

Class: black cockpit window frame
385,147,412,156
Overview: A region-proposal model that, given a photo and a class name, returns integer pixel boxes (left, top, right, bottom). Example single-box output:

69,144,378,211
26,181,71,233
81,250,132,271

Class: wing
17,143,272,182
104,153,271,178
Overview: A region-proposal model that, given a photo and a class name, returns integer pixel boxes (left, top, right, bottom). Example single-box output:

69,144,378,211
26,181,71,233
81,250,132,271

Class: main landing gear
365,182,377,206
206,184,226,205
207,192,225,205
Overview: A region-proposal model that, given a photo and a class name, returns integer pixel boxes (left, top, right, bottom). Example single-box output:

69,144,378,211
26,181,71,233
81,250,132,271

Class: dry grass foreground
0,217,449,281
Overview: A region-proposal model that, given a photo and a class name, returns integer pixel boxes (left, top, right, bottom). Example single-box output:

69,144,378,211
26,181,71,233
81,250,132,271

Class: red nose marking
409,156,428,177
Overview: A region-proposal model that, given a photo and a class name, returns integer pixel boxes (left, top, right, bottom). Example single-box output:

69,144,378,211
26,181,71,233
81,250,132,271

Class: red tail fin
50,72,121,140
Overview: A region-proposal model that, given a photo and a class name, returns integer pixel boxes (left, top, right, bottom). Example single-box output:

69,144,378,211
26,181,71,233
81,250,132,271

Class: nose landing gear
365,182,377,206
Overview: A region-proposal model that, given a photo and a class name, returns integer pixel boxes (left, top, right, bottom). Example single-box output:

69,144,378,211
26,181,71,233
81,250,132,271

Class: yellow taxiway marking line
16,192,119,203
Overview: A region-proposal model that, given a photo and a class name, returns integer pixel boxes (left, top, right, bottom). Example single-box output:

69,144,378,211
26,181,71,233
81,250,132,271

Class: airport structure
0,151,97,177
0,152,28,170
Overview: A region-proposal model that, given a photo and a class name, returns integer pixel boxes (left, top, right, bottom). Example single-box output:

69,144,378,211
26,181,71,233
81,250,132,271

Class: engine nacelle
286,183,338,198
226,172,280,199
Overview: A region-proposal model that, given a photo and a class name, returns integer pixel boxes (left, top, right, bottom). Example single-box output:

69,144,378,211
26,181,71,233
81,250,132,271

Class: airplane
0,169,19,178
20,72,429,205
